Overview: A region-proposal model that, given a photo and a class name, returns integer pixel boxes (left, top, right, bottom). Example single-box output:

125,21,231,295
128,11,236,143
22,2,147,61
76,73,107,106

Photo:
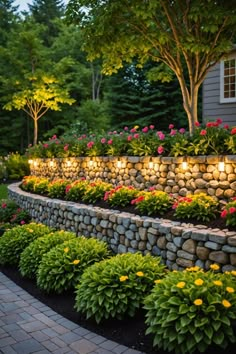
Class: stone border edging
8,183,236,271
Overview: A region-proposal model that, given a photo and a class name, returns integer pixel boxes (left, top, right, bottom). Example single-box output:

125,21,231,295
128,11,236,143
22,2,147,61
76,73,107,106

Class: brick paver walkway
0,272,144,354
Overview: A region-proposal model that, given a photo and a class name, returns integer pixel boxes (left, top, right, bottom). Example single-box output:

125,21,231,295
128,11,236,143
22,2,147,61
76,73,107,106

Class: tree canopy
66,0,236,134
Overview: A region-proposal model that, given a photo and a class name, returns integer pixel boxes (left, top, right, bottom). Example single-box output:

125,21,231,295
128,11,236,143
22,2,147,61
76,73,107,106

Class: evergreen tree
0,0,19,45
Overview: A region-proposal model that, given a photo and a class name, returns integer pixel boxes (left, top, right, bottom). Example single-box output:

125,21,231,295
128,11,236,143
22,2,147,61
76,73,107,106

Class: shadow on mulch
1,266,236,354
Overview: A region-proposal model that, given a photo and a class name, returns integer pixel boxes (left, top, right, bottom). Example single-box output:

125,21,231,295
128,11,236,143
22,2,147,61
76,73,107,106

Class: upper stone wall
29,155,236,199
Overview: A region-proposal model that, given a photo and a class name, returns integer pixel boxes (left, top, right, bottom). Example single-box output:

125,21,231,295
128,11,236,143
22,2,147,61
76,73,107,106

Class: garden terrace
8,182,236,272
29,155,236,200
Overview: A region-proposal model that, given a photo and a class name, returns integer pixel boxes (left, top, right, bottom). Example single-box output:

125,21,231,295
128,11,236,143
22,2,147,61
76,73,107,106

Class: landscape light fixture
182,157,188,170
218,157,225,172
49,160,54,167
66,160,72,167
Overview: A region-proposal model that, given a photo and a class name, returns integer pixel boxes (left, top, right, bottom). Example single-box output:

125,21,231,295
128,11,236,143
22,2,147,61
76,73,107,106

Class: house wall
202,62,236,126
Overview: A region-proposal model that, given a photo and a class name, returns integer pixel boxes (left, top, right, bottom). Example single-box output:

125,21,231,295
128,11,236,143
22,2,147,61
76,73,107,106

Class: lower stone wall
8,183,236,271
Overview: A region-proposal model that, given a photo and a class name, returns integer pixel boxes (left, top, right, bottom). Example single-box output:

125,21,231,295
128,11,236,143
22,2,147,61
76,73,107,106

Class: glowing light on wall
66,160,72,167
182,161,188,170
218,161,225,172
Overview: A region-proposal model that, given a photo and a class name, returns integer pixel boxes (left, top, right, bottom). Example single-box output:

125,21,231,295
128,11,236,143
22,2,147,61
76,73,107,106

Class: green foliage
36,236,110,293
221,199,236,227
48,179,69,199
127,130,158,156
0,199,30,225
3,153,30,180
0,223,52,266
81,181,112,204
104,185,139,207
75,253,166,323
33,177,49,194
173,193,219,222
21,176,40,192
0,184,8,200
225,128,236,154
65,179,89,201
19,230,76,279
144,266,236,354
131,190,173,216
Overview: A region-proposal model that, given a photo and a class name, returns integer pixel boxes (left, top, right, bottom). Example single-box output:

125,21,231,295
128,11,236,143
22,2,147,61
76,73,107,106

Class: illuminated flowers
194,299,203,306
136,271,144,277
222,299,232,308
73,259,80,265
176,281,185,288
119,275,129,282
194,278,204,286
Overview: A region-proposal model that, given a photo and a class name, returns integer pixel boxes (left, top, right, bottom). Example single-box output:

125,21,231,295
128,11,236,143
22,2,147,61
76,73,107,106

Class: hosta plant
221,198,236,227
104,185,138,207
81,181,112,204
37,237,110,293
131,190,173,216
144,265,236,354
47,179,69,199
0,223,52,266
173,193,219,222
65,179,89,201
74,253,166,323
19,230,76,279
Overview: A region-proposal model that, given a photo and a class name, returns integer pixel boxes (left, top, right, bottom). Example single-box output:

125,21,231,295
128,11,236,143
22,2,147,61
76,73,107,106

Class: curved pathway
0,272,144,354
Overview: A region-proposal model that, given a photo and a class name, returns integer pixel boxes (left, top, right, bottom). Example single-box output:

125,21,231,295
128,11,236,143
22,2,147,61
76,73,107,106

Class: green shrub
33,178,49,194
81,181,112,203
19,230,77,279
65,179,89,201
144,265,236,354
131,190,173,216
4,153,30,180
37,237,110,293
48,179,69,199
0,199,30,225
173,193,219,222
0,223,53,266
221,198,236,227
74,253,166,323
104,185,138,207
21,176,40,192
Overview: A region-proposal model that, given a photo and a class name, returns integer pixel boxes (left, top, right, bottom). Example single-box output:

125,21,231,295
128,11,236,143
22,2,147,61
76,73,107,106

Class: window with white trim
220,56,236,103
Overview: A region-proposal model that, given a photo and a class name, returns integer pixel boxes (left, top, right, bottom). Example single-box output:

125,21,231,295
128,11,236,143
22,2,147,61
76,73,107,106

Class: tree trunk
33,117,38,145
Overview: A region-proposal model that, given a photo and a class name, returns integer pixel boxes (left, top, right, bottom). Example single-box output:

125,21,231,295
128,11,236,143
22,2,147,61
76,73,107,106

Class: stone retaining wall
29,155,236,199
8,183,236,271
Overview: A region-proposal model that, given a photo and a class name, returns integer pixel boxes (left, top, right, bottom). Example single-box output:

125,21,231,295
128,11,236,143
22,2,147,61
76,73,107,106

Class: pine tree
0,0,19,44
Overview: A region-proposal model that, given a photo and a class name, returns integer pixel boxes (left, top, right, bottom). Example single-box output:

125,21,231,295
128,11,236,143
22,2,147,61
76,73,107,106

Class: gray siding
202,62,236,126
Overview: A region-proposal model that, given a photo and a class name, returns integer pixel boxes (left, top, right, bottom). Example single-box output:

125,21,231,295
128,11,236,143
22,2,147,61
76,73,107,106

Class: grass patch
0,184,8,201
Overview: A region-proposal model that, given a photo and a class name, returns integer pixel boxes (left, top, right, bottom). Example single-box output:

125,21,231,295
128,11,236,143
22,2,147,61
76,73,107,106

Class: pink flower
52,134,57,140
224,124,229,129
134,134,139,139
195,122,200,127
179,128,185,134
87,141,95,149
157,132,165,140
1,203,7,208
170,129,177,136
43,144,49,148
130,128,136,133
113,131,117,134
64,144,69,151
221,210,228,218
124,126,129,131
108,132,112,135
157,145,164,154
149,125,155,130
82,134,87,138
216,118,223,124
200,129,207,136
127,135,133,141
206,122,214,128
229,207,236,214
142,126,149,133
231,127,236,135
20,220,25,225
107,139,113,145
169,124,174,129
149,186,156,191
101,138,106,144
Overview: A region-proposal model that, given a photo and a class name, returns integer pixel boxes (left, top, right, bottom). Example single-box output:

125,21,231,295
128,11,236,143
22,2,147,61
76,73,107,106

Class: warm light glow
149,162,154,169
33,160,38,167
182,161,188,170
218,161,225,172
28,159,33,164
66,160,71,167
117,161,122,168
89,160,93,167
49,161,54,167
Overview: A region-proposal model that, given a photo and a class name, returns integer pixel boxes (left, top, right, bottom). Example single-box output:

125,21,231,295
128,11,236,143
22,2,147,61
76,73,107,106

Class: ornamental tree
66,0,236,134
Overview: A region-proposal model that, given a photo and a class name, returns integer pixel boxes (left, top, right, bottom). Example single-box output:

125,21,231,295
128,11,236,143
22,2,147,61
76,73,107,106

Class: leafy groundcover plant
131,190,173,216
36,237,110,293
65,179,89,201
19,230,77,279
144,265,236,354
0,199,30,226
0,223,53,266
104,185,139,207
173,193,219,222
221,198,236,227
74,253,166,324
48,179,70,199
81,181,112,203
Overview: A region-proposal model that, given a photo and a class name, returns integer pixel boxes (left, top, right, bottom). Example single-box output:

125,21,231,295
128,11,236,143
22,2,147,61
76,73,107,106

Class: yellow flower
27,228,34,233
194,278,204,286
154,279,162,284
226,287,234,293
231,270,236,276
73,260,80,265
210,264,220,271
119,275,128,282
194,299,203,306
187,266,200,272
136,271,144,277
64,247,69,253
213,280,223,286
134,125,139,129
222,299,231,308
176,282,186,288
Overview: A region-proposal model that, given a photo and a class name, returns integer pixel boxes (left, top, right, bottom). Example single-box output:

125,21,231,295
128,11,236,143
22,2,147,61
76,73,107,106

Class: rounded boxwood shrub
144,265,236,354
36,237,110,293
74,253,166,323
0,223,53,266
19,230,77,279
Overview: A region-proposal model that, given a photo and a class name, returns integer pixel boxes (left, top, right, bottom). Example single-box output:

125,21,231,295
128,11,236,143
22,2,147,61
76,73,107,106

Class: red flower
169,124,174,129
1,203,7,208
170,129,177,136
134,134,139,139
157,145,164,154
229,207,236,214
224,124,229,129
87,141,94,149
127,135,132,141
64,144,69,151
142,126,149,133
130,128,136,133
101,138,106,144
221,209,228,218
131,196,145,205
52,134,57,140
107,139,113,145
216,118,223,124
200,129,207,136
195,122,200,127
149,125,155,130
43,144,49,148
231,127,236,135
